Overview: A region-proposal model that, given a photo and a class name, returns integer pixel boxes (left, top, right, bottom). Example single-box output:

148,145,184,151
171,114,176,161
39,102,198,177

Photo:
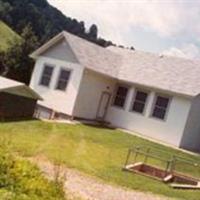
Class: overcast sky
48,0,200,59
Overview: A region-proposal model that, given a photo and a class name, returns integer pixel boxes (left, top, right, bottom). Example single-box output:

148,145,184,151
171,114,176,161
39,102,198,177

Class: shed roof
0,76,42,100
0,76,23,89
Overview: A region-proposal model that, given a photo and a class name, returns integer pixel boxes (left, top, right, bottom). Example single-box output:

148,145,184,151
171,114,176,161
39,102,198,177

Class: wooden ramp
123,146,200,190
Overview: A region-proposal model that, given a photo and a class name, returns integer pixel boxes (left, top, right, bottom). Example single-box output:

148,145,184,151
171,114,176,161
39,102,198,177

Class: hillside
0,20,20,51
1,0,113,47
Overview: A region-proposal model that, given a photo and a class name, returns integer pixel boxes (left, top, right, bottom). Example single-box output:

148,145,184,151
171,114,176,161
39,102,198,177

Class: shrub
0,143,65,200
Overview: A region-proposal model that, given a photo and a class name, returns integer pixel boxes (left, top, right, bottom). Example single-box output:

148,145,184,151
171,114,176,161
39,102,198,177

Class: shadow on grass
0,117,40,123
82,122,116,130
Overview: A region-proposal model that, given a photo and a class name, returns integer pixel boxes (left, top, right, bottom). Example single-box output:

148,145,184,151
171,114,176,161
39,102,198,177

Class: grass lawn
0,20,20,51
1,120,200,200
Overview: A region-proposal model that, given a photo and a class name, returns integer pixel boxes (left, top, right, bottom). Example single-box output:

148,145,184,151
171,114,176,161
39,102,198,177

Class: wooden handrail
124,146,200,176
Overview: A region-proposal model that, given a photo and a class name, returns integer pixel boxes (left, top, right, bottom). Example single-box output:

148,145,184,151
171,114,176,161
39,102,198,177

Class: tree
0,51,8,75
88,24,98,40
130,46,135,50
1,0,115,48
0,1,12,22
0,24,39,84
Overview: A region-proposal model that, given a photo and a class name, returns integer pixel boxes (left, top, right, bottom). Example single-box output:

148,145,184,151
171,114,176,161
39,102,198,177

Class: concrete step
170,182,200,189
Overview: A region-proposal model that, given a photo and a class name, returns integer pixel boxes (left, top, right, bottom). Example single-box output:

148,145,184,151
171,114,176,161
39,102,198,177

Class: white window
113,85,129,108
56,69,71,91
131,90,148,114
152,94,171,120
39,65,54,87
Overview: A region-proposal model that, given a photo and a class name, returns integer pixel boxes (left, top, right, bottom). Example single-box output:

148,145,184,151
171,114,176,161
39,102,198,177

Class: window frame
55,67,72,92
39,64,55,88
112,84,129,109
130,88,149,115
151,93,172,121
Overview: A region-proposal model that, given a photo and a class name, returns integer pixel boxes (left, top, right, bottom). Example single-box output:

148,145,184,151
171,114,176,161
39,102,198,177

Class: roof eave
29,31,65,59
116,78,194,99
85,68,194,98
23,85,43,100
0,85,43,100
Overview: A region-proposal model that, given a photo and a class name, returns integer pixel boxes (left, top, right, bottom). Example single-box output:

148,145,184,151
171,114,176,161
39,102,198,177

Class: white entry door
96,92,111,120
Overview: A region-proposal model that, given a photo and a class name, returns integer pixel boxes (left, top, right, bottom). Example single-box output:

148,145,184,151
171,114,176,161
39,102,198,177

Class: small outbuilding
0,76,42,120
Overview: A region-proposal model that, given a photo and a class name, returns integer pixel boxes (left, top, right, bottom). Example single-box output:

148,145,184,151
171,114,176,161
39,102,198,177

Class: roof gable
30,31,120,78
63,32,120,78
41,38,78,63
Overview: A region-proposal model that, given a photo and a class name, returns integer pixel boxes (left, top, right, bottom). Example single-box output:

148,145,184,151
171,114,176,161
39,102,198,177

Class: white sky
48,0,200,59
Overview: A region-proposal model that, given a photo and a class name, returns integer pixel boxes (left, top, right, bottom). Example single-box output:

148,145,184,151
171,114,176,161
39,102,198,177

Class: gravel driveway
30,156,172,200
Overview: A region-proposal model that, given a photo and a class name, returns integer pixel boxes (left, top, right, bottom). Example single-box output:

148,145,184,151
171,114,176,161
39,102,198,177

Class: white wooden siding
30,56,84,115
73,70,116,119
106,86,192,146
180,95,200,152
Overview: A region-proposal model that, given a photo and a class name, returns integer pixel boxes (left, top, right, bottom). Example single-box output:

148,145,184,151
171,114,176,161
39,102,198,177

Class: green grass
0,21,20,51
1,120,200,200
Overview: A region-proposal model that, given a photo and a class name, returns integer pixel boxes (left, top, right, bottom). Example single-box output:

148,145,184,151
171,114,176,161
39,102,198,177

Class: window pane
114,96,125,107
44,66,53,75
132,101,145,113
117,86,128,96
40,76,50,86
56,69,71,91
57,80,67,91
132,90,148,114
40,65,53,87
135,91,148,102
60,69,70,80
113,86,128,108
156,96,169,108
152,107,166,119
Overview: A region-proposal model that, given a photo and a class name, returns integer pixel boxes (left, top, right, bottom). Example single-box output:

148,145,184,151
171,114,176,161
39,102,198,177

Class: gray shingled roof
108,46,200,97
31,31,200,97
63,32,120,78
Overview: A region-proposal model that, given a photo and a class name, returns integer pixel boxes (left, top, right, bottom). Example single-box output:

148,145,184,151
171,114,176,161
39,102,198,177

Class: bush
0,144,65,200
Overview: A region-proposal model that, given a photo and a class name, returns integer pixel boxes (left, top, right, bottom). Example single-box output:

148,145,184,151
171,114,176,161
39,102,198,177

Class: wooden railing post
144,148,150,164
134,147,140,163
169,156,176,174
124,149,131,167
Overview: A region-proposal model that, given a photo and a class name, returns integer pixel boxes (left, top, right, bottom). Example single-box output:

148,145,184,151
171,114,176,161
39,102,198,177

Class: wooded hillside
0,0,113,47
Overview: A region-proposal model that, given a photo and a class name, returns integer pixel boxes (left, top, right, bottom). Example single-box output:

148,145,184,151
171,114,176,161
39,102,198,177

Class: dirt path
29,156,172,200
